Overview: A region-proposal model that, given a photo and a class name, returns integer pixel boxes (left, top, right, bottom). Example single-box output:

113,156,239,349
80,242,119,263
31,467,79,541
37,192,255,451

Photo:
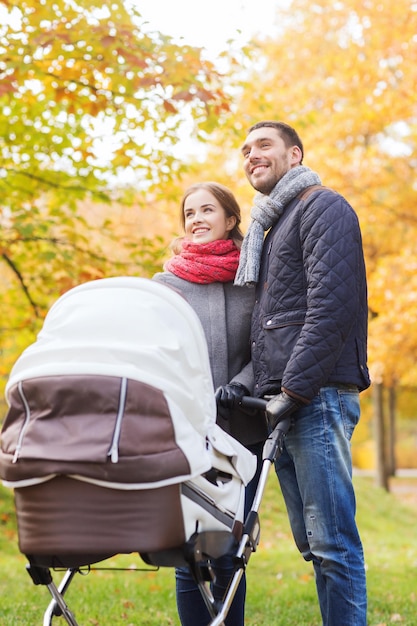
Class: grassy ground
1,475,416,625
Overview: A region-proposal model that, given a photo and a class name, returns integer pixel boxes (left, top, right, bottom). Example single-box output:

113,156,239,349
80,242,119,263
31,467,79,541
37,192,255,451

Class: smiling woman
162,182,243,278
183,187,237,244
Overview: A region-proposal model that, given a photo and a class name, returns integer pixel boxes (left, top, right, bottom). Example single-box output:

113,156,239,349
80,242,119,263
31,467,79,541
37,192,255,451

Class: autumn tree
0,0,233,385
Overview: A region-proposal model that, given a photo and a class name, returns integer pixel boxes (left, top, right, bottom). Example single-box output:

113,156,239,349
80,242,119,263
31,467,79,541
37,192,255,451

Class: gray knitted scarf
234,166,321,286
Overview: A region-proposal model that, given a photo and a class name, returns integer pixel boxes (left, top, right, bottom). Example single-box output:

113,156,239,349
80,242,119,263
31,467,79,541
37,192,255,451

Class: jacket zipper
108,377,128,463
12,381,31,463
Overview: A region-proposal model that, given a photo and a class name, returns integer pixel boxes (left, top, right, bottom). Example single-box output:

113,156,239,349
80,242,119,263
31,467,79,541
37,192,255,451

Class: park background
0,1,417,623
1,0,416,484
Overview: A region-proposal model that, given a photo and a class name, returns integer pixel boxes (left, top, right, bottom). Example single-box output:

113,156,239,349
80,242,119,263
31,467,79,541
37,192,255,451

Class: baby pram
0,277,288,625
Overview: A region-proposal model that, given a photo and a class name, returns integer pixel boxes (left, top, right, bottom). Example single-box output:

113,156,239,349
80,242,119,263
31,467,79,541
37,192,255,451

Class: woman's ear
226,216,237,232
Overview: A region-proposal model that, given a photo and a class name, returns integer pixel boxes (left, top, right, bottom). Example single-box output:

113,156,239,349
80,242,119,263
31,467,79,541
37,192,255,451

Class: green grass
1,475,416,625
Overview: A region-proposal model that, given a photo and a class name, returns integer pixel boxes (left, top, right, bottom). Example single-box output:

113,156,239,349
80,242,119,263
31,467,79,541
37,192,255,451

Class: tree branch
2,252,41,318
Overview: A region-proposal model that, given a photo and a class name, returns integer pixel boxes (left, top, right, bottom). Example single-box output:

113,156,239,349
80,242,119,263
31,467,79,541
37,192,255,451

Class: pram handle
239,396,291,433
240,396,292,462
239,396,267,411
239,396,292,436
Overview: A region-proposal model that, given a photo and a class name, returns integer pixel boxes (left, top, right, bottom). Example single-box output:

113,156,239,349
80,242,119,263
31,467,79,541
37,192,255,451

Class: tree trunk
373,382,389,491
387,385,397,477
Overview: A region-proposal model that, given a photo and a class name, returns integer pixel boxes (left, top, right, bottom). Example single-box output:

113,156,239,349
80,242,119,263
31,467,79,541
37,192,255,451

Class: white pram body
0,277,256,569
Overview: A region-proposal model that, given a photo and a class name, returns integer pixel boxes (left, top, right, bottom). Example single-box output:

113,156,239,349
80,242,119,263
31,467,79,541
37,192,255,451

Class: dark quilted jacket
251,187,371,401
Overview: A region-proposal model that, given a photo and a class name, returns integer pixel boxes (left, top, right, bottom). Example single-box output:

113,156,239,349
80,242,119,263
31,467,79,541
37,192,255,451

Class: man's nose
248,146,261,160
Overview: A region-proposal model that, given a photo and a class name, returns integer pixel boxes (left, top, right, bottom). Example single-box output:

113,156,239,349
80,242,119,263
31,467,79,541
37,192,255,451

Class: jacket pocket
262,309,306,330
262,310,306,376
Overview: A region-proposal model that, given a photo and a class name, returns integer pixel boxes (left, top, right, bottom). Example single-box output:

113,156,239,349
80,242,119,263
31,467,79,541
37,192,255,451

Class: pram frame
22,399,290,626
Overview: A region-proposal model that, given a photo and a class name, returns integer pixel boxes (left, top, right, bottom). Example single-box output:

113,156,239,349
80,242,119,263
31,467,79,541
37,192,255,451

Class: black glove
266,391,303,431
215,383,249,409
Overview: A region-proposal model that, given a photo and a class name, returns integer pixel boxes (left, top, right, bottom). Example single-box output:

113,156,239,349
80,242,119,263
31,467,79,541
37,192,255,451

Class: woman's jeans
175,441,263,626
275,385,367,626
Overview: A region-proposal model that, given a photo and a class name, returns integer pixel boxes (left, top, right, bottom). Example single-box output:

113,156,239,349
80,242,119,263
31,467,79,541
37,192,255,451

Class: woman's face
183,189,236,244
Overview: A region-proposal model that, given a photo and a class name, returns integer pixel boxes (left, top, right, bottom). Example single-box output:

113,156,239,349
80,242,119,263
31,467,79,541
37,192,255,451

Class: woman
153,182,268,626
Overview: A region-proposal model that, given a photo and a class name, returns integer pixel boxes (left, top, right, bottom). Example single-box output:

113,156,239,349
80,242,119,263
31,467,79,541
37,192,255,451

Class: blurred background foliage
1,0,416,475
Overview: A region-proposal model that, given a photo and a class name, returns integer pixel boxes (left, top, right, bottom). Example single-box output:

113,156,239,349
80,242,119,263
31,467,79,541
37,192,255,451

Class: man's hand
215,383,249,409
266,391,303,431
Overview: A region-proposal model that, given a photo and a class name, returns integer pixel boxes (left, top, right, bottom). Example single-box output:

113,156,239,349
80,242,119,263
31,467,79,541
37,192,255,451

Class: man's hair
249,121,304,163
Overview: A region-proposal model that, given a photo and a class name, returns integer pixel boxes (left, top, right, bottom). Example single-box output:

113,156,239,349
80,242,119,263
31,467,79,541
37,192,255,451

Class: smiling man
241,122,304,194
234,121,371,626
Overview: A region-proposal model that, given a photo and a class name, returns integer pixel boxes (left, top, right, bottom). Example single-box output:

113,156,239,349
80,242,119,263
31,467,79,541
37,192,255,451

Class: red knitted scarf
164,239,240,284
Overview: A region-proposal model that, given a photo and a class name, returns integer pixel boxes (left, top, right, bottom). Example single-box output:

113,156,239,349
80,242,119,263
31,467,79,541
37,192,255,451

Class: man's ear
290,145,303,165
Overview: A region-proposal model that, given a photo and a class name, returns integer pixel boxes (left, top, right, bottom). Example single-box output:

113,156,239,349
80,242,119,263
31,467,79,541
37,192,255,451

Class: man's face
241,127,300,194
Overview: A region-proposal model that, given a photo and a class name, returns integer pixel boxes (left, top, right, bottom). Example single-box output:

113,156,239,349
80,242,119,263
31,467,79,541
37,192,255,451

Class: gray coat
153,271,268,446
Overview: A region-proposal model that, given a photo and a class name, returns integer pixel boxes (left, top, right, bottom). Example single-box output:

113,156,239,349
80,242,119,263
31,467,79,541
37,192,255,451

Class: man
227,121,370,625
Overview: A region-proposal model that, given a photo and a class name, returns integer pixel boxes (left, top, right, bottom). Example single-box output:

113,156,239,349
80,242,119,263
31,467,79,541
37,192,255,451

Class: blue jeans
275,386,367,626
175,441,264,626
